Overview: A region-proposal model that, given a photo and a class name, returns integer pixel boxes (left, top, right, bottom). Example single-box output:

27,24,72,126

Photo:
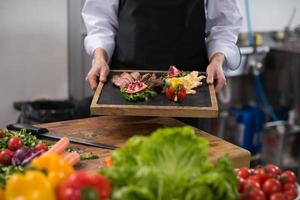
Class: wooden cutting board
91,70,218,118
35,116,250,171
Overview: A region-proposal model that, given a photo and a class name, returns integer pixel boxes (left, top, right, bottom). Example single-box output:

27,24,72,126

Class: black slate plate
98,72,212,107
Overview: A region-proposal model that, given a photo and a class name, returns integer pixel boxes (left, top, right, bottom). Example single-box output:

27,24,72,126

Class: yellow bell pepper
5,170,55,200
31,153,74,189
0,188,5,200
169,77,183,89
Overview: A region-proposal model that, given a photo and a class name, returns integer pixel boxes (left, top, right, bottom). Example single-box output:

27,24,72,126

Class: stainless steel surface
266,47,300,125
225,46,270,77
261,121,300,170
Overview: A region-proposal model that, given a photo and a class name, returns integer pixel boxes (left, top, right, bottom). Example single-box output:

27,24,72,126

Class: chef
82,0,242,92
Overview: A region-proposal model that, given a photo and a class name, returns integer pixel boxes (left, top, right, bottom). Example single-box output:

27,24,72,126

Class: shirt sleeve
206,0,243,70
82,0,119,62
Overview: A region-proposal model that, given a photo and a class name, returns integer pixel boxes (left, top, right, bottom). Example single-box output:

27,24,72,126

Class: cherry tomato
244,178,261,191
265,164,281,174
0,149,13,165
254,168,267,185
262,178,282,195
177,86,186,102
247,175,261,184
247,188,266,200
0,129,4,138
264,164,280,178
35,143,48,152
281,170,297,184
165,87,175,101
283,183,297,192
284,190,297,200
269,192,284,200
7,136,23,151
239,177,246,192
238,167,250,179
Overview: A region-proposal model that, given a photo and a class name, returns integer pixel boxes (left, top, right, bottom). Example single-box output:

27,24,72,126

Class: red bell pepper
58,171,112,200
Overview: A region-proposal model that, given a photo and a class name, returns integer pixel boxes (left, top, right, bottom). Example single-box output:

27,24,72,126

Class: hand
206,53,226,92
85,48,110,90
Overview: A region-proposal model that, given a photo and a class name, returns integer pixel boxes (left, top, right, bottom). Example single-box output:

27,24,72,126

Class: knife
6,123,118,150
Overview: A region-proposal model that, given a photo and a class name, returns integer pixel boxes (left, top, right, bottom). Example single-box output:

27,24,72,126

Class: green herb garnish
0,165,24,188
80,152,99,160
120,88,157,102
65,147,99,161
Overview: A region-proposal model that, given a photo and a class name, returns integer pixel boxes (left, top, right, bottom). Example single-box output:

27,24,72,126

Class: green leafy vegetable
65,147,99,161
100,127,238,200
80,152,99,160
120,88,156,102
0,165,24,188
0,129,40,150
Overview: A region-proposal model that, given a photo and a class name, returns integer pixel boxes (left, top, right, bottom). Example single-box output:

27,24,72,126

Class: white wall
240,0,300,32
0,0,68,127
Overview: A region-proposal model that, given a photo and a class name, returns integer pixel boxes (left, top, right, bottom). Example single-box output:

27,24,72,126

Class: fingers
86,72,98,91
86,61,110,90
99,66,110,83
215,75,226,92
206,64,226,92
206,66,214,84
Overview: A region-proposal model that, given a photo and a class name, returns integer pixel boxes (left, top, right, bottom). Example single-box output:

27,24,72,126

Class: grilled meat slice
112,75,131,88
120,72,134,82
140,73,152,82
130,71,141,80
144,73,157,85
147,77,164,90
126,80,148,94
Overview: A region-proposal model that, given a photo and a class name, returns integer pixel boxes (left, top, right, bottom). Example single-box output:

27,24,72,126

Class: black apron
111,0,208,71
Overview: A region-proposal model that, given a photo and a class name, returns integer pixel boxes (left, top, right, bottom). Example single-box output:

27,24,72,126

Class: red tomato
247,175,261,183
238,167,250,179
0,129,4,138
281,170,297,184
264,164,280,178
265,164,281,174
247,188,266,200
262,178,282,195
165,87,175,101
284,190,297,200
269,192,284,200
244,178,261,191
0,149,13,165
254,168,267,185
283,183,297,192
177,87,186,102
239,177,246,192
35,143,48,152
7,136,23,151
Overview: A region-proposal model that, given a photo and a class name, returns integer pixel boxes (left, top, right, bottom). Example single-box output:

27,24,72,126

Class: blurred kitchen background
0,0,300,177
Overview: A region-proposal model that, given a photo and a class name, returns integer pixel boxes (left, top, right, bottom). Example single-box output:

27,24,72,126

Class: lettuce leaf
101,127,238,200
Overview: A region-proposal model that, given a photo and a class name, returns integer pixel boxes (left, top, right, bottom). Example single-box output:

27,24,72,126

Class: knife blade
6,123,118,150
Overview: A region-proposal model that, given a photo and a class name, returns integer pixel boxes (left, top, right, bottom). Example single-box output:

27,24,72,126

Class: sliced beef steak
120,72,134,82
130,71,141,80
112,75,130,88
126,80,148,94
140,73,151,82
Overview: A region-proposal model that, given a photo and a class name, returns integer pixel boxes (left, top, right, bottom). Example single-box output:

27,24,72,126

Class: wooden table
36,116,250,171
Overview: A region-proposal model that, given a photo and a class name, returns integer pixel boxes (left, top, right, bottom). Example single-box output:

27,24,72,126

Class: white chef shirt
82,0,243,70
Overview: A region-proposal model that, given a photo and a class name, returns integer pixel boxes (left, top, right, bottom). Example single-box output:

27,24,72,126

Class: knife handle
6,123,49,135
